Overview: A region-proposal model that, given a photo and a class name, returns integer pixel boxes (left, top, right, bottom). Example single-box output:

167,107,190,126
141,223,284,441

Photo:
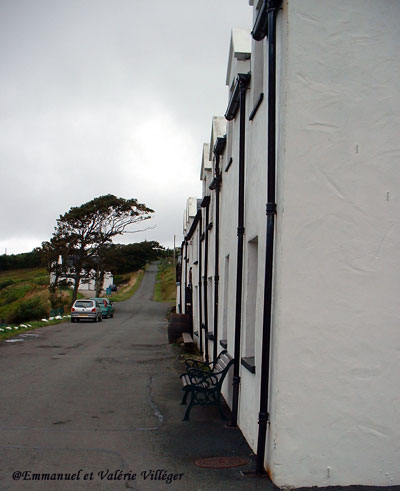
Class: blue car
90,298,114,318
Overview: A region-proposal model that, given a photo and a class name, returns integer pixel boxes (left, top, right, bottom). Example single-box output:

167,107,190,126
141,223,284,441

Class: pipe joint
266,0,281,13
237,226,245,236
232,375,241,386
258,411,270,425
238,73,251,91
266,203,277,215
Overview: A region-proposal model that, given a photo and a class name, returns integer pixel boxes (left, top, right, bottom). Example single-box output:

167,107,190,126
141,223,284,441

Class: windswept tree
47,194,154,302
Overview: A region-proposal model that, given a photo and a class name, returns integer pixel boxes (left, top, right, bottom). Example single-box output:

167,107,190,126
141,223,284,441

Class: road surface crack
135,376,164,431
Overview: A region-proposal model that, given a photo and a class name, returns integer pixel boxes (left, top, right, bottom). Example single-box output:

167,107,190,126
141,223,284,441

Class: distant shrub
8,298,48,324
33,275,49,286
113,274,129,286
0,280,14,290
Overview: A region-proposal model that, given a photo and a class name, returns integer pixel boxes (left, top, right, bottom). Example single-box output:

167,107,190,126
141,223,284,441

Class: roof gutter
185,210,201,242
225,73,250,122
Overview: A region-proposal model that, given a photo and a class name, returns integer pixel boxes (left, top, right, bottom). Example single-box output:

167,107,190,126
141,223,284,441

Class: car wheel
71,318,75,323
99,315,103,322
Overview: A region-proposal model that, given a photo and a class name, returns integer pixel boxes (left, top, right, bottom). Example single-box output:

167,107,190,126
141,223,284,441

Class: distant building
52,271,114,292
50,256,113,292
178,1,400,487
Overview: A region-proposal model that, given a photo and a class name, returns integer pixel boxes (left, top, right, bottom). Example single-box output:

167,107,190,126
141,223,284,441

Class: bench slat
182,332,194,343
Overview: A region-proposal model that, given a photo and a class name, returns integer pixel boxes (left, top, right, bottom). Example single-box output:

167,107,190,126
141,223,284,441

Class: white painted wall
51,270,113,292
267,0,400,487
179,1,400,487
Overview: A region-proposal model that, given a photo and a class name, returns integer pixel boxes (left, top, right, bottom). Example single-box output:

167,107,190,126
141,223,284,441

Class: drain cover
194,457,248,469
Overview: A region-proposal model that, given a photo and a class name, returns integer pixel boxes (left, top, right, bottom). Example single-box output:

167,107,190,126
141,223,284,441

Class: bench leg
181,390,189,405
183,392,195,421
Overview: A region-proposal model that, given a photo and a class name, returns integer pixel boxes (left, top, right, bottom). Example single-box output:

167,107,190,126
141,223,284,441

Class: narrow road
0,264,175,490
0,263,260,491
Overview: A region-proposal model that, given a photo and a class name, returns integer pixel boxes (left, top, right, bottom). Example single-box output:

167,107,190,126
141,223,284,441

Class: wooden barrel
168,313,192,343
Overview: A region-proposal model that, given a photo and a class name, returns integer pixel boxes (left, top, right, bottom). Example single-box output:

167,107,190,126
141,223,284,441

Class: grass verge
0,317,69,342
110,270,144,302
153,259,176,303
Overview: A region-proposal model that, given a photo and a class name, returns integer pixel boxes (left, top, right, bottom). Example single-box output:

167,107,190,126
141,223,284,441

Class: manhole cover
194,457,249,469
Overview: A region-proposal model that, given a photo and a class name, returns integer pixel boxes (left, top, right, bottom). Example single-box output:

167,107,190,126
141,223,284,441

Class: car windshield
74,301,94,308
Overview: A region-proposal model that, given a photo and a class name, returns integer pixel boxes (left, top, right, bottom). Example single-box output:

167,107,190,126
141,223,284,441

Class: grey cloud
0,0,251,253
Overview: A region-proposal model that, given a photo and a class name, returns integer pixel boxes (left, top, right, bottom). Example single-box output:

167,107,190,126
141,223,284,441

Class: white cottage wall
236,29,270,450
268,0,400,487
219,128,240,410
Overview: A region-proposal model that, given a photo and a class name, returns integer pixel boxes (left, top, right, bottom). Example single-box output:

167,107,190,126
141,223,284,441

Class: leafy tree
102,241,165,275
47,195,153,302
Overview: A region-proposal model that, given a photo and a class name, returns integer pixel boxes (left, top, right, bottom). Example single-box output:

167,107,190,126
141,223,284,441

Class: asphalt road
0,264,266,491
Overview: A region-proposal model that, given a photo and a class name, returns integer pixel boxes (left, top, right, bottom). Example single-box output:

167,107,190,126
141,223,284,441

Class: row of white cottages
176,1,400,488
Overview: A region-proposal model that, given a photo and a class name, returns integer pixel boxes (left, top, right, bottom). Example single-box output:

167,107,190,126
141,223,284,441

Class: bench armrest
181,369,219,388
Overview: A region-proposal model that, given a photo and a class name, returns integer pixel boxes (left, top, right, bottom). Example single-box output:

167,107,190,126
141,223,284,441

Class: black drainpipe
210,137,225,361
252,0,281,475
179,241,184,313
201,195,210,363
225,72,250,427
198,211,203,354
184,240,188,313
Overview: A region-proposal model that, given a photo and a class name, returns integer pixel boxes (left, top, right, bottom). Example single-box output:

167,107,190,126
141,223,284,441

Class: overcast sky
0,0,252,255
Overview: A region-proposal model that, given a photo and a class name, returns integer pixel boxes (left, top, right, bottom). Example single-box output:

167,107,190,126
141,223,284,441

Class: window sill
249,93,264,121
241,357,256,374
219,339,227,349
225,157,233,172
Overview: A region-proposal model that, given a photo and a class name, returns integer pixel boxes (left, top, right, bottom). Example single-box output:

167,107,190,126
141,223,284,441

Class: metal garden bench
180,350,234,421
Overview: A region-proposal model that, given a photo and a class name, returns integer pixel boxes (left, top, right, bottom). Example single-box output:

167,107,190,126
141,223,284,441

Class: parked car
90,298,114,318
71,299,102,323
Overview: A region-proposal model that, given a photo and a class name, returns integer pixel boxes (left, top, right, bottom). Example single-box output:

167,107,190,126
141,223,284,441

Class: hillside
0,268,60,325
0,267,148,328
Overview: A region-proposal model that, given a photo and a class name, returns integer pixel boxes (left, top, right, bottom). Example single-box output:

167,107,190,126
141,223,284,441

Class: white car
71,299,102,323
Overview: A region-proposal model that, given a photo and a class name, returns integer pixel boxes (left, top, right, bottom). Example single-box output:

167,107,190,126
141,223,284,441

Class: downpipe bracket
232,375,241,387
266,203,277,215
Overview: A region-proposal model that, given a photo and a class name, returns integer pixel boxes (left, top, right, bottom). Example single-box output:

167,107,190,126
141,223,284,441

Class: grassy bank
0,267,144,342
110,270,144,302
0,267,76,324
0,268,49,324
154,259,176,303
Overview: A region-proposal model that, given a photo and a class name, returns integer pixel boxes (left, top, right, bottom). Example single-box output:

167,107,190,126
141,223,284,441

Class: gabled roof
183,197,200,235
200,143,212,180
209,116,227,161
226,28,252,88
